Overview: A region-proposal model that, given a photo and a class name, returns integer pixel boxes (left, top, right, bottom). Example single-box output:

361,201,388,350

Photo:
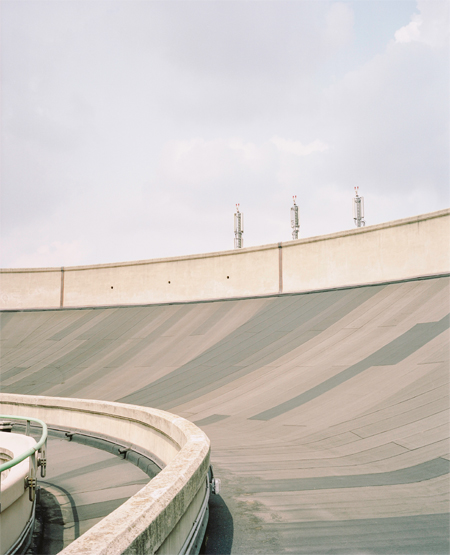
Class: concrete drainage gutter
0,393,211,555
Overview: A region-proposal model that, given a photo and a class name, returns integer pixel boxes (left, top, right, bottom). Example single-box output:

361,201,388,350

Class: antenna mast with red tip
290,196,300,239
353,187,365,227
234,204,244,248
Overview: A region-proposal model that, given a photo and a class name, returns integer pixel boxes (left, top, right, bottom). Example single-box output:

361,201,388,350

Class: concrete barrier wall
62,245,280,308
282,209,450,293
0,268,62,310
0,394,211,555
1,209,448,310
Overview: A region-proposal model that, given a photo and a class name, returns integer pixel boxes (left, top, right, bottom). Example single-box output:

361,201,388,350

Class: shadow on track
201,494,234,555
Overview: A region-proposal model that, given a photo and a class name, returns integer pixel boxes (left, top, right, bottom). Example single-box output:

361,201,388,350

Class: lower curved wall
1,209,449,310
0,433,36,555
0,394,211,555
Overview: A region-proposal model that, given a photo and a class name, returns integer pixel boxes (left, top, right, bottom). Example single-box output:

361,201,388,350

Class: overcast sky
1,0,449,268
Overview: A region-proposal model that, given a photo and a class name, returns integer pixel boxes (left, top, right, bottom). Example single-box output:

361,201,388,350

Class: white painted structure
1,209,448,311
0,394,211,555
0,433,36,555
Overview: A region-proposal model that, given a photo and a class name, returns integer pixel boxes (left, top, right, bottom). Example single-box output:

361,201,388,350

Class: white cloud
159,138,242,188
323,2,355,50
395,0,449,48
321,9,449,199
228,139,266,171
271,137,330,157
394,14,422,44
156,137,277,195
4,240,86,269
1,1,447,268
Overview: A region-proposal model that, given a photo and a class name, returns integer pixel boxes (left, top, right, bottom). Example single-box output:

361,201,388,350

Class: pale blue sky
1,0,448,268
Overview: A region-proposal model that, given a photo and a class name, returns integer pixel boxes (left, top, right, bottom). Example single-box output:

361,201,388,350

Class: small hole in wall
111,286,114,289
168,281,171,284
227,276,229,279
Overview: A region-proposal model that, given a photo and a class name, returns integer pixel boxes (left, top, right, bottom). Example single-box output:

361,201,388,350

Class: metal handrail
0,415,48,500
0,416,47,472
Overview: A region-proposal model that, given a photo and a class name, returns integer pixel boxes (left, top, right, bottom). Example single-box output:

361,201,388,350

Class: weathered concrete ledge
0,394,211,555
0,209,448,310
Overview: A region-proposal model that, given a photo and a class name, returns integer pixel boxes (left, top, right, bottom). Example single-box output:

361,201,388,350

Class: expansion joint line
60,267,65,308
278,243,283,294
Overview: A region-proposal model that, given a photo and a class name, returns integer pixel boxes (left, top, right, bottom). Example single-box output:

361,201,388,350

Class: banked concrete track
1,276,449,554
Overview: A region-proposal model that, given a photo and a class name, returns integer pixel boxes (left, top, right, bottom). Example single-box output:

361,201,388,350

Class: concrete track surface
1,276,449,554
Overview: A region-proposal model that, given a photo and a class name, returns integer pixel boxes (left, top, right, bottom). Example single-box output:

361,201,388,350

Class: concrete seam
278,242,283,294
60,267,65,308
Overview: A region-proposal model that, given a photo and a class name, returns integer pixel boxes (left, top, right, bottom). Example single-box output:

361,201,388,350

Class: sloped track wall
1,278,449,553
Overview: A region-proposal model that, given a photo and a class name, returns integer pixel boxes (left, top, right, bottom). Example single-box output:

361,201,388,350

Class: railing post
27,453,37,502
38,440,47,478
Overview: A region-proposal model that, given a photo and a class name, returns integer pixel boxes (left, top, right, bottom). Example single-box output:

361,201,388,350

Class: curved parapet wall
0,394,211,555
0,209,449,310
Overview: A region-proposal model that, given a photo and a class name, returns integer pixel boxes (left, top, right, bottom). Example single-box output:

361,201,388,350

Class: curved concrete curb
0,394,211,555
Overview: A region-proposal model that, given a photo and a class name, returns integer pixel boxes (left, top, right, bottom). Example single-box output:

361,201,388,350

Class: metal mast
234,204,244,248
290,196,300,240
353,187,365,228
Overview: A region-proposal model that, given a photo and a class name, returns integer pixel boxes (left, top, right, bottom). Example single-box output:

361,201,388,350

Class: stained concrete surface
1,276,449,554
